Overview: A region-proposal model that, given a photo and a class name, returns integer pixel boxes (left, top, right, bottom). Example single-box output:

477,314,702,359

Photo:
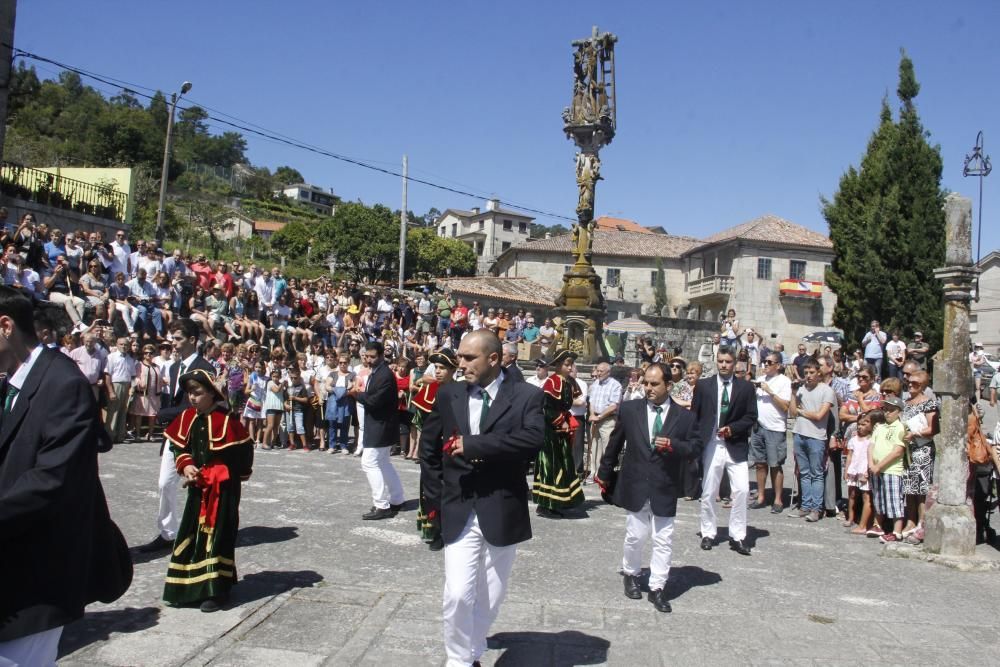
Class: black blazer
355,360,399,448
690,375,758,463
597,398,701,517
502,362,525,383
419,373,544,547
0,349,132,641
159,354,216,425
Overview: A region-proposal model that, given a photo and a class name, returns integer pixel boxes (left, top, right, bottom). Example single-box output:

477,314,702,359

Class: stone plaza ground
58,405,1000,666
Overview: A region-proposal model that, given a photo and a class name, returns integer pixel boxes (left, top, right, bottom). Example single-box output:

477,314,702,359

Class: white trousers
0,626,62,667
588,418,616,476
443,513,516,667
700,442,749,541
622,501,675,591
157,442,181,540
361,446,404,509
355,404,365,455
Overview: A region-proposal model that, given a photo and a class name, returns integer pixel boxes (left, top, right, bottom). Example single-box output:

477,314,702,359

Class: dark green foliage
822,51,945,351
314,201,400,283
530,222,569,239
654,257,668,314
405,227,476,278
273,166,305,185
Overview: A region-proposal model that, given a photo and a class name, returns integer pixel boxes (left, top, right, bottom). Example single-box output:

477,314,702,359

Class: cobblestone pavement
59,405,1000,666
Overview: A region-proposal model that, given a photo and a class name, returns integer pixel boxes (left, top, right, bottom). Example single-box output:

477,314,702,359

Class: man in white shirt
126,268,163,340
885,330,907,381
748,352,792,513
127,240,147,278
109,232,131,277
254,270,276,315
570,364,589,478
104,337,136,443
416,291,433,333
526,358,549,389
587,361,622,484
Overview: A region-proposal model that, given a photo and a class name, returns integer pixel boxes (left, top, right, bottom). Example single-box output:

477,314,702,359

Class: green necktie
3,384,19,416
720,380,730,423
651,405,663,447
479,389,491,433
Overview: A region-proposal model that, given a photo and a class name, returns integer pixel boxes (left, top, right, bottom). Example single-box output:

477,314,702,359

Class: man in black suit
0,287,131,664
500,342,525,383
350,342,405,520
139,317,216,552
420,330,544,667
596,363,701,613
692,346,758,555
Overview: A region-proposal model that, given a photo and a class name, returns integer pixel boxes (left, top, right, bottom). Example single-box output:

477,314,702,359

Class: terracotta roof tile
254,220,286,232
510,229,701,259
686,214,832,253
594,216,652,234
440,277,559,308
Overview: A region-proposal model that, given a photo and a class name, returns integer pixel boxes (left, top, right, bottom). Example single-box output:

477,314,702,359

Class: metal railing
686,274,734,297
0,162,128,222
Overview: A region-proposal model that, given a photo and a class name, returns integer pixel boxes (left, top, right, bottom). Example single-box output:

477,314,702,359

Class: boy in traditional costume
533,349,584,517
163,369,253,612
413,349,458,550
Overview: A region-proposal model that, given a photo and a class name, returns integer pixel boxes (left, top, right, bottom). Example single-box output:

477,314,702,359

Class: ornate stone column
923,193,979,556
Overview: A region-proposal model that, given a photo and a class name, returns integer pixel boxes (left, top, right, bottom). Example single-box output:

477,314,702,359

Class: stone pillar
923,193,978,556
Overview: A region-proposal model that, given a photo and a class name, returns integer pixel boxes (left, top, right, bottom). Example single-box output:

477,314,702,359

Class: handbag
968,411,991,465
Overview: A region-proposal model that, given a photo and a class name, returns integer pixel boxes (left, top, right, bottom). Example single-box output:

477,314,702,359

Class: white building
490,214,838,344
435,199,534,275
972,250,1000,352
279,183,338,216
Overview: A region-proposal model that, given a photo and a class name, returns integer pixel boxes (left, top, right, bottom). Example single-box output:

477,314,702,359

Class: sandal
903,533,923,545
901,527,919,539
865,528,883,538
841,520,855,528
850,527,868,535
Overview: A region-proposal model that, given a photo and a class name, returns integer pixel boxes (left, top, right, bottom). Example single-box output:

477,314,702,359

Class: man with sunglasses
749,353,791,513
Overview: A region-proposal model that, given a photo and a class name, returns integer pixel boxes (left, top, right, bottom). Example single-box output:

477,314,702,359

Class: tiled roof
440,277,559,307
594,216,652,234
686,214,833,253
509,229,701,259
254,220,287,232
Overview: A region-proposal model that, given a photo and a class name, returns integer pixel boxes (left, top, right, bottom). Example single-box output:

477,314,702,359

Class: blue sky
14,2,1000,257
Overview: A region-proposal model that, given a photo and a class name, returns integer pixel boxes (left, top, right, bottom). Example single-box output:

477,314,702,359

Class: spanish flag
778,279,823,299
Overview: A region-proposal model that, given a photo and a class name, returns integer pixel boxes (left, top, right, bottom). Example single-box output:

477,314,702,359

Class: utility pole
398,154,407,291
0,1,18,166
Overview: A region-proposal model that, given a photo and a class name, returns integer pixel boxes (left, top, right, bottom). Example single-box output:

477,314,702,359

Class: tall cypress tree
822,51,945,351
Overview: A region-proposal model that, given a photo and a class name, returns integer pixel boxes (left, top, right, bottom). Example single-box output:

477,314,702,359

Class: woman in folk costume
163,369,253,613
413,349,457,551
533,348,584,518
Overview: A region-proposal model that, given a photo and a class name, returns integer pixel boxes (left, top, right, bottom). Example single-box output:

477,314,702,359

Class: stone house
435,199,534,275
971,250,1000,352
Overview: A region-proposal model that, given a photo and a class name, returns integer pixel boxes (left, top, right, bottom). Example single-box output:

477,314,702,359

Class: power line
7,45,578,224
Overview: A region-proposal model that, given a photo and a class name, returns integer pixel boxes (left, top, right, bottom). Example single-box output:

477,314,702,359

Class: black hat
534,358,550,368
429,348,458,369
549,348,578,367
179,368,227,403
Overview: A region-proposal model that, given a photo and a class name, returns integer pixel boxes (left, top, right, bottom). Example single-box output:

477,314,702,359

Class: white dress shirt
646,399,670,441
468,371,504,435
8,344,45,409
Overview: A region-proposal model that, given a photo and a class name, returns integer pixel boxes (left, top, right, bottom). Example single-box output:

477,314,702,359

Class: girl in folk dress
129,344,162,440
533,349,584,518
413,349,457,550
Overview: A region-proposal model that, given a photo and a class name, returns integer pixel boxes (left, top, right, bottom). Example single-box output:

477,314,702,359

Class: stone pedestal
922,193,978,557
553,263,606,362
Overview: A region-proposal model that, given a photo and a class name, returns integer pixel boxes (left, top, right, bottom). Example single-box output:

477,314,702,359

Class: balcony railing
0,162,128,222
686,274,734,298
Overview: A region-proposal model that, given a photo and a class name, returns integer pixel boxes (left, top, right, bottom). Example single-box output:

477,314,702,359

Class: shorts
846,473,870,492
871,472,904,519
288,410,305,435
266,409,283,416
749,427,787,467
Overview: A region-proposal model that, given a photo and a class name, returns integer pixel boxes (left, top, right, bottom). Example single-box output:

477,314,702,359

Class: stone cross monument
552,26,617,362
923,194,979,556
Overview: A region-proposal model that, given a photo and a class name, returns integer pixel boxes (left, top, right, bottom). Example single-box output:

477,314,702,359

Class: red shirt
190,262,213,291
213,271,234,298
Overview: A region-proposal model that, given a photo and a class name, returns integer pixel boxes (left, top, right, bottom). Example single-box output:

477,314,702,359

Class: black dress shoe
729,538,751,556
137,535,172,553
390,502,405,511
199,596,227,613
362,507,397,520
428,536,444,551
700,536,714,550
623,574,642,600
648,588,672,613
536,507,563,519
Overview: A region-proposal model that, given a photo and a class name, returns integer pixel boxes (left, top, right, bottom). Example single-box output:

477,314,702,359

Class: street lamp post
155,81,193,249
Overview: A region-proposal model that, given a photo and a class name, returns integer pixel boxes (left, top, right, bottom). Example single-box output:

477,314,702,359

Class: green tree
273,165,305,185
653,257,668,314
188,201,235,260
822,51,945,351
530,222,569,239
405,227,476,278
316,201,399,283
271,220,315,260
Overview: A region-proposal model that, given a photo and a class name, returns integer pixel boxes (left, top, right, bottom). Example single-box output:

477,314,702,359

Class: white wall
972,258,1000,351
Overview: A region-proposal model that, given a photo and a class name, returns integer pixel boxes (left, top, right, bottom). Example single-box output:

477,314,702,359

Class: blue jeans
794,433,826,512
136,303,163,337
437,316,450,338
328,419,350,450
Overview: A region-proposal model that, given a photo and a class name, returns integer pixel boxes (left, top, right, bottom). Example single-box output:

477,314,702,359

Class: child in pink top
844,412,880,534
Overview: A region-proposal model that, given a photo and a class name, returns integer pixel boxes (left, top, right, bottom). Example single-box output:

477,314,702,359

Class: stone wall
2,197,127,238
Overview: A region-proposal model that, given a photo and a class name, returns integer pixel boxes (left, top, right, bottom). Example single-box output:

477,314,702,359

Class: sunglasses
858,375,872,380
763,360,777,366
670,363,683,369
